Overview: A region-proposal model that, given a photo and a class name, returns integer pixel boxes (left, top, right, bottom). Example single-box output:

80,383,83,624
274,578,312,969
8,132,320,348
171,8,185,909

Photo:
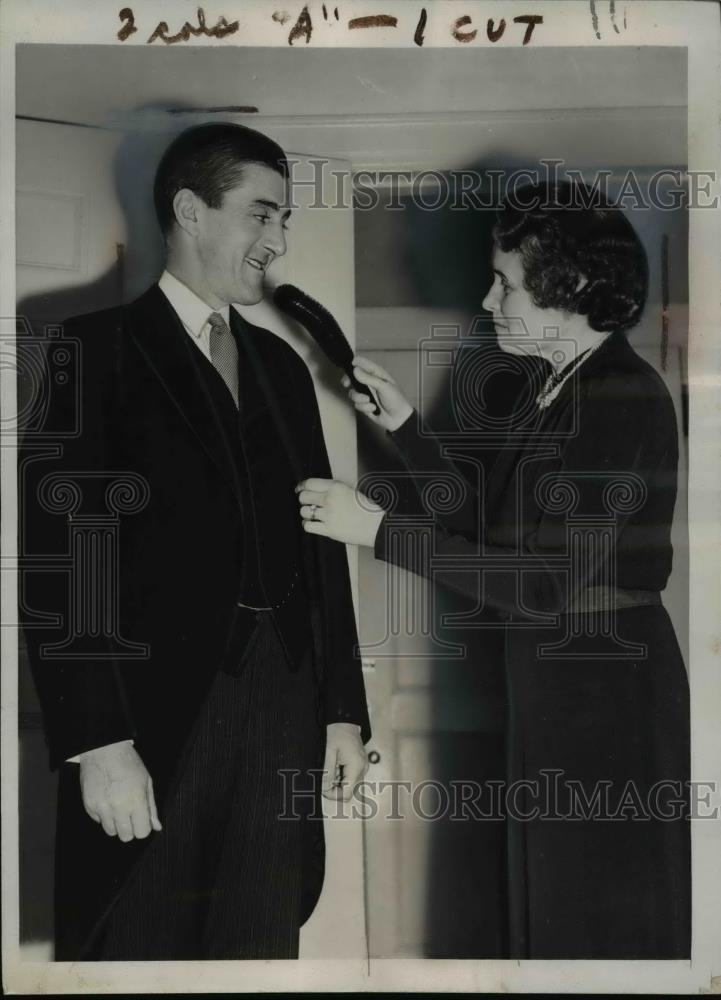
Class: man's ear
172,188,202,238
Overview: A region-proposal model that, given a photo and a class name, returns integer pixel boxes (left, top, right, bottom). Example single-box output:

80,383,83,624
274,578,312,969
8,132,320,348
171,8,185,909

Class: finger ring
310,504,318,521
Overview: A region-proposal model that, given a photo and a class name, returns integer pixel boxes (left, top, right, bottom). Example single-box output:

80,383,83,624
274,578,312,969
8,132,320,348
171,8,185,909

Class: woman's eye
253,214,270,223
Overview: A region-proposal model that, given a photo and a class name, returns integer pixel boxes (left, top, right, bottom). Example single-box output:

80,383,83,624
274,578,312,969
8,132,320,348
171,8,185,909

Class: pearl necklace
535,340,604,410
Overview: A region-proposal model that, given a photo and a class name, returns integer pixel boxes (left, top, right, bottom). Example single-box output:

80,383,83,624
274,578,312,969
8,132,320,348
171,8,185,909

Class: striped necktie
208,312,239,409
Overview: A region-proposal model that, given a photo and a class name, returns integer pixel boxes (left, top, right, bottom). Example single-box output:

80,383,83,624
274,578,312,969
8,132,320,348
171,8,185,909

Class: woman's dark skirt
504,604,690,959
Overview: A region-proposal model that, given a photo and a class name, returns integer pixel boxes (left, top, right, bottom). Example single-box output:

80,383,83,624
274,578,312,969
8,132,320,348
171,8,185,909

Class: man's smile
245,256,269,272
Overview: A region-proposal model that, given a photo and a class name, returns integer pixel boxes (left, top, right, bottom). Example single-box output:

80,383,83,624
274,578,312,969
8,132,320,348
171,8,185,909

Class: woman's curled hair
493,181,648,332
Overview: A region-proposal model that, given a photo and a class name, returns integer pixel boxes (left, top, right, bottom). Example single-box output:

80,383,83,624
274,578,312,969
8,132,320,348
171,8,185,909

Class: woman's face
482,247,568,357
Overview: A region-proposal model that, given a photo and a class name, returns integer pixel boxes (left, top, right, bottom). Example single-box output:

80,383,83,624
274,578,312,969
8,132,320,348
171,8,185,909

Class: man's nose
263,222,287,258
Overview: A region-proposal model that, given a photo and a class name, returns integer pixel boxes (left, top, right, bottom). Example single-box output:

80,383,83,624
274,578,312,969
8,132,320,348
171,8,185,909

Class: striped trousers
96,612,325,960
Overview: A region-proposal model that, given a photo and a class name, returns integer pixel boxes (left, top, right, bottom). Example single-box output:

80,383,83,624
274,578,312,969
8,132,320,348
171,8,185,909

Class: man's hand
323,722,368,801
78,742,162,842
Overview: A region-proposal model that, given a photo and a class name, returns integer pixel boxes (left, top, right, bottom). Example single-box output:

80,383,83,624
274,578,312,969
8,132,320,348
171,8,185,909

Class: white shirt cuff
66,738,134,763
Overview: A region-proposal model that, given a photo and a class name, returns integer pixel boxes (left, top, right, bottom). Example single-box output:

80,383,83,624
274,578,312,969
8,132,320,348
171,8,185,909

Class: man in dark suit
22,123,370,961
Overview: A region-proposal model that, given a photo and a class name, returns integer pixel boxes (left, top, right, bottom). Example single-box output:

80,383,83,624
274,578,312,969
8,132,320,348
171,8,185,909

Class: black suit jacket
22,284,370,789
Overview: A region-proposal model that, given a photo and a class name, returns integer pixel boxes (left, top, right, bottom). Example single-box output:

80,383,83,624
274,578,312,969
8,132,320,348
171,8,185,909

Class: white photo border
2,0,720,993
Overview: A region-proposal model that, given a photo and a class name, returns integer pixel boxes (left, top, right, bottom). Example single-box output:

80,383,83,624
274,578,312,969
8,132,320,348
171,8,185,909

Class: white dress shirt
158,268,232,361
66,272,232,763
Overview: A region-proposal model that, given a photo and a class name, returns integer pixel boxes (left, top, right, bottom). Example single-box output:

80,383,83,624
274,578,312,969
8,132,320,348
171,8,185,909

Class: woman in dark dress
296,182,690,959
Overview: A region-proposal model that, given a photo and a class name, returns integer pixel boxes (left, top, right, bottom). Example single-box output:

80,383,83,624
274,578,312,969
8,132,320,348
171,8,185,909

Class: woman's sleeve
375,372,675,618
386,411,480,537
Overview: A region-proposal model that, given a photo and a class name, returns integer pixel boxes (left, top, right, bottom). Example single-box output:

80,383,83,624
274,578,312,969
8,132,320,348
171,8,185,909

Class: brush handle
347,372,381,413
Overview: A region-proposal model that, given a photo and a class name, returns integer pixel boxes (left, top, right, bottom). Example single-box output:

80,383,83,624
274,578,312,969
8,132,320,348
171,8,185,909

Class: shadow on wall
17,110,177,328
404,157,514,960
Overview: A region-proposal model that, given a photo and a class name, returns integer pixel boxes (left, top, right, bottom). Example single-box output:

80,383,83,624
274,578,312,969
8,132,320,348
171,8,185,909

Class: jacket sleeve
386,412,480,537
303,376,371,744
20,316,136,768
375,371,676,618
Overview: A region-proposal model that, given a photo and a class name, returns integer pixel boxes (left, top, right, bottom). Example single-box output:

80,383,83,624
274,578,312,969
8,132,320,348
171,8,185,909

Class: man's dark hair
153,122,289,238
493,181,648,332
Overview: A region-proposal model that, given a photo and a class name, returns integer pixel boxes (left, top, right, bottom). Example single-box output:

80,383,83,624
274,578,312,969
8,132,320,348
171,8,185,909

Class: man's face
195,163,290,307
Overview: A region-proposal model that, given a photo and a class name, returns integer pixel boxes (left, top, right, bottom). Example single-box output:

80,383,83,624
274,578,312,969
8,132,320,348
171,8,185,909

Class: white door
354,315,508,959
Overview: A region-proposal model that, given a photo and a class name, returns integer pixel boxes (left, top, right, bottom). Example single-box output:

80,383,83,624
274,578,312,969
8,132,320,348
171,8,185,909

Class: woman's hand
342,356,414,432
296,478,386,548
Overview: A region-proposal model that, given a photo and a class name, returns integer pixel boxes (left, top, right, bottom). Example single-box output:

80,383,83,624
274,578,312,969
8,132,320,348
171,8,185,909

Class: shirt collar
158,270,230,338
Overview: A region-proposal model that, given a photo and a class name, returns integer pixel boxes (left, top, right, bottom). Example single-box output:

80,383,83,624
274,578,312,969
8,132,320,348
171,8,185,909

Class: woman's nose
482,282,498,314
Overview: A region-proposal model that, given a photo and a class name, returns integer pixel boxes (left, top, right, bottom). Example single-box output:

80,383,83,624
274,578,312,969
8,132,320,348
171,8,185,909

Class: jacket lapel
230,309,306,483
125,285,244,506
